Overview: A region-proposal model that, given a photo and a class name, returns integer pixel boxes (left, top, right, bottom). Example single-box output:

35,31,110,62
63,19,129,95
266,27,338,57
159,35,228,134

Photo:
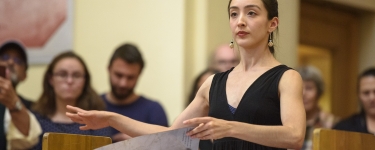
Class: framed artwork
0,0,73,64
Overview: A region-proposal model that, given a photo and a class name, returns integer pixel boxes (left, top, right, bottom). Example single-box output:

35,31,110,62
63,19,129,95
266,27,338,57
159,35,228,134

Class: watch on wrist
9,100,23,112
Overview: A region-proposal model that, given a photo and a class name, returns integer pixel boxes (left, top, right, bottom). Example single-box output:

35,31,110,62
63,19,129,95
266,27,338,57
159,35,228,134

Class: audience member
187,69,219,106
209,44,239,72
296,66,339,150
31,51,110,149
0,41,41,150
101,43,168,142
334,67,375,134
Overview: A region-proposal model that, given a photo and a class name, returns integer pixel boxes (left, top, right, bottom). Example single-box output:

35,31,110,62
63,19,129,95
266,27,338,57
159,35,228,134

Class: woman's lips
237,31,249,37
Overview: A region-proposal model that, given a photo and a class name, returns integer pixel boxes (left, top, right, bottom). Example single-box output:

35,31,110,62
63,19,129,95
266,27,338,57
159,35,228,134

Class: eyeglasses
0,54,24,65
53,72,85,82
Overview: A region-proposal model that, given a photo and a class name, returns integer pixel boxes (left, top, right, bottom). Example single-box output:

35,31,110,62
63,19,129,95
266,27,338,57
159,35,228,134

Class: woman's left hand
183,117,232,140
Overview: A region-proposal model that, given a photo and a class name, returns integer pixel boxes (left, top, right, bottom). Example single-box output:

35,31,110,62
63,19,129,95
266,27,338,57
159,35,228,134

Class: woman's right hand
66,105,113,130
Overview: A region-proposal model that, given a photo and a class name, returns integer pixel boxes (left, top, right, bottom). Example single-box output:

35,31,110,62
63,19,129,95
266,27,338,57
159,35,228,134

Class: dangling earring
229,40,234,49
268,33,274,47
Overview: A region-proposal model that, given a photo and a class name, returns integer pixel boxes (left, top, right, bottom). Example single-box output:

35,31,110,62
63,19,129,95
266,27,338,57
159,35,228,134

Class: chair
313,128,375,150
42,132,112,150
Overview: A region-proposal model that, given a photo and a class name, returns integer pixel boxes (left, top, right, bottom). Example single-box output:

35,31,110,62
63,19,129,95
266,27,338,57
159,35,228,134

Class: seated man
0,41,41,149
102,43,168,142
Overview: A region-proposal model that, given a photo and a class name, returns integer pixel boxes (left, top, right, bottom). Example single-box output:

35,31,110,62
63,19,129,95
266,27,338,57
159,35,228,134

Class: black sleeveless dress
209,65,290,150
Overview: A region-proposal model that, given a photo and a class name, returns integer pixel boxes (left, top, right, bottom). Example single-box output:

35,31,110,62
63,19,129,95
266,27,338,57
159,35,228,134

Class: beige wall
359,13,375,72
18,0,186,125
276,0,300,68
16,0,375,125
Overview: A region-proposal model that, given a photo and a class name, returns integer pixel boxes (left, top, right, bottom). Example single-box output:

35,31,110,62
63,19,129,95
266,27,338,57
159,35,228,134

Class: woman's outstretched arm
66,75,213,137
66,106,169,136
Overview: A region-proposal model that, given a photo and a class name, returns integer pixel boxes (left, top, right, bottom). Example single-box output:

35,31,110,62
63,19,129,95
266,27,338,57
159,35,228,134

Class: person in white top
0,41,41,150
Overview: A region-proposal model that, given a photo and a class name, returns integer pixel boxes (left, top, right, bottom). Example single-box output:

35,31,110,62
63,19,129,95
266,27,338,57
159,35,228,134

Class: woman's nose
237,14,246,27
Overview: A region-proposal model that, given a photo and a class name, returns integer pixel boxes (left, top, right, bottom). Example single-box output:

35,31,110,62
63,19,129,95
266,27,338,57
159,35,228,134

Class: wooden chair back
313,128,375,150
42,132,112,150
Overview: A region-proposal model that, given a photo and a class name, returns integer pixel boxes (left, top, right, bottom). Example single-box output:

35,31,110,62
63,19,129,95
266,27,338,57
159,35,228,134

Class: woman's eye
363,91,370,96
248,11,256,16
230,12,237,17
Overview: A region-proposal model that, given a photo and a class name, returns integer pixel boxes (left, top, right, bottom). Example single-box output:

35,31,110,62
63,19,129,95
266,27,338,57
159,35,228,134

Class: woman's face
50,57,86,102
302,80,319,112
359,76,375,117
228,0,277,49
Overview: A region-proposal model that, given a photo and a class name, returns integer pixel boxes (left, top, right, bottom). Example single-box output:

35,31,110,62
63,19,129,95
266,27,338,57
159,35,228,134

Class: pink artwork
0,0,67,48
0,0,73,64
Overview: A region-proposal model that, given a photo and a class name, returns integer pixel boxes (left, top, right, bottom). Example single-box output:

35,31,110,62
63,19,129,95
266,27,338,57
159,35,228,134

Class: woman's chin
303,104,315,112
59,96,78,102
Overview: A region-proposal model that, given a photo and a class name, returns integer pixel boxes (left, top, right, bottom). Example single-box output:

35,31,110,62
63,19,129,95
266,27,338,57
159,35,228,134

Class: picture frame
0,0,74,64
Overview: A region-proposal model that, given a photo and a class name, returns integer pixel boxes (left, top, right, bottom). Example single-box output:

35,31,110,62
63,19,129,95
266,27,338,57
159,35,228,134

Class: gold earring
229,40,234,48
268,33,274,47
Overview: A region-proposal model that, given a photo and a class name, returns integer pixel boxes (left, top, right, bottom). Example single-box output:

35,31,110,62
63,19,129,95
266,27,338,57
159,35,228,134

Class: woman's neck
51,98,76,123
237,46,279,71
306,107,320,126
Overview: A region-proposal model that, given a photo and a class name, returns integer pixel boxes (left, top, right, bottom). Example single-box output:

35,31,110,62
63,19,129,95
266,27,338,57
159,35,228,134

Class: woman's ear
268,17,279,33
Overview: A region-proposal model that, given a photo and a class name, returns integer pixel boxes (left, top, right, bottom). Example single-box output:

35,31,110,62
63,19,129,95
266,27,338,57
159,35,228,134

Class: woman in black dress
67,0,305,149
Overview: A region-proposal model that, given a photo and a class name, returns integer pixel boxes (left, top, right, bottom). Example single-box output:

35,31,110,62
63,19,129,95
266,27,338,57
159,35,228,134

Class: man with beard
101,43,168,142
0,41,41,149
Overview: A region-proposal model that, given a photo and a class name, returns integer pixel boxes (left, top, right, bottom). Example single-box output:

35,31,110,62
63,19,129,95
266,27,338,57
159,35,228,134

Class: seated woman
333,67,375,134
31,51,110,149
186,69,219,107
296,66,339,150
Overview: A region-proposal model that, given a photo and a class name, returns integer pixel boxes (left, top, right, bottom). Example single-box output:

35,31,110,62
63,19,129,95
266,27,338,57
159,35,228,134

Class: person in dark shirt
31,52,110,149
101,43,168,142
334,67,375,134
0,41,38,149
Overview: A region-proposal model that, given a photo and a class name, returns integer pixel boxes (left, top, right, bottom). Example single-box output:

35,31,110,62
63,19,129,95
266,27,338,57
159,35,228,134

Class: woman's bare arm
66,75,213,137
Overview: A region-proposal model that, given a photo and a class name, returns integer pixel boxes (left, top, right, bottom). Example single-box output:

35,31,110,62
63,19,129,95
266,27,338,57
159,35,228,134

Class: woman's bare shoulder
196,74,215,101
279,69,303,90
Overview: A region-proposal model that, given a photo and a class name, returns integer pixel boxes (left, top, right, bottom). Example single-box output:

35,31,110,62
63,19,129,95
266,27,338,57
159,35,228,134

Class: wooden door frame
299,1,360,118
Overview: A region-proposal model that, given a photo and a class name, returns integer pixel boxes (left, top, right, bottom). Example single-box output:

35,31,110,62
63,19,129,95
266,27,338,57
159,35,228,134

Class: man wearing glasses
0,41,41,150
